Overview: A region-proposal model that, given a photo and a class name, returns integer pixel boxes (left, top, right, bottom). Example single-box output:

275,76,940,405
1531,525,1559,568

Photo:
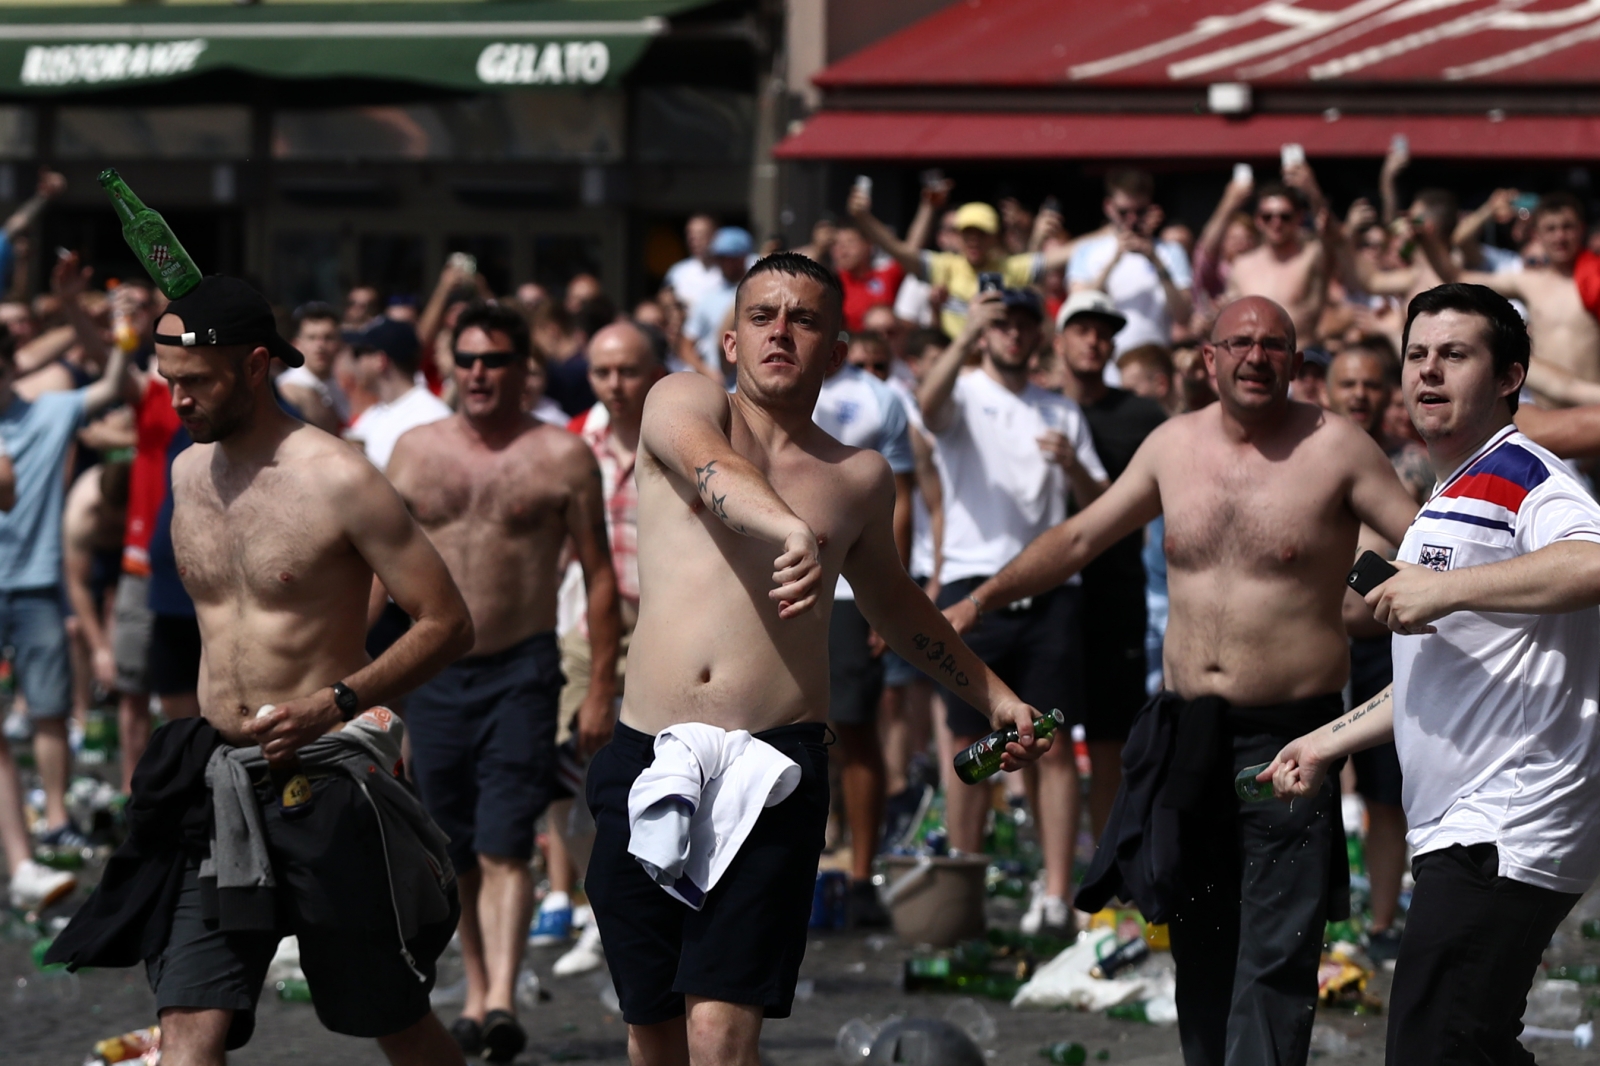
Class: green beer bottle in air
953,708,1064,785
98,169,202,299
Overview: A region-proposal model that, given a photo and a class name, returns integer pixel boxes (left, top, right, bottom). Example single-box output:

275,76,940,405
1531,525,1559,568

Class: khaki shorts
556,618,632,745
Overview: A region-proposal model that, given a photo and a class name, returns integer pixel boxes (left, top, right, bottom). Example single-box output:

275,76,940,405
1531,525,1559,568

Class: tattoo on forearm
1330,692,1385,734
695,460,718,495
911,632,969,687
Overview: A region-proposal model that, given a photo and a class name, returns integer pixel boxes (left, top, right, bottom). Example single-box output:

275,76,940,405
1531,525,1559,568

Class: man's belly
619,599,831,735
196,630,370,745
1162,575,1350,705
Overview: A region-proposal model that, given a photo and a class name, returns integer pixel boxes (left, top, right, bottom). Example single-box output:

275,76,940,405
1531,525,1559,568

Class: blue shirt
147,427,195,617
0,388,88,590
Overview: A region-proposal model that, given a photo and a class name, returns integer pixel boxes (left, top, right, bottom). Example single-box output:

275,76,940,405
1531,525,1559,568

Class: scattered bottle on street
1089,937,1150,980
85,1025,160,1064
276,978,312,1002
1041,1040,1088,1064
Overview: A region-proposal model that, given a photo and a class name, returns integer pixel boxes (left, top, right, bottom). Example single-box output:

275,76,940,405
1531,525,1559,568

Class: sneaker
1366,927,1403,964
529,891,573,945
881,785,929,852
848,879,892,930
37,822,91,850
1020,891,1072,937
8,859,76,910
552,922,605,977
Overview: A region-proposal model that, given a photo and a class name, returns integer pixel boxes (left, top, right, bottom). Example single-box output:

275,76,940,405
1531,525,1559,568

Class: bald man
946,296,1419,1066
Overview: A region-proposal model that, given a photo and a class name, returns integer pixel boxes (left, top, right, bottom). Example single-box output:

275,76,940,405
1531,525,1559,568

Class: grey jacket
205,711,456,976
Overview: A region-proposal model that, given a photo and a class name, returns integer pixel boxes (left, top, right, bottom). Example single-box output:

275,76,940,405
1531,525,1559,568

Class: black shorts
147,775,458,1047
148,613,201,697
934,578,1083,739
406,631,563,872
828,599,883,726
1080,592,1147,744
585,720,829,1026
1349,636,1404,807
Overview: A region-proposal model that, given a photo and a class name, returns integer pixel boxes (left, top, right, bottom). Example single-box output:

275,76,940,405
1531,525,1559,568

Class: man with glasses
1068,169,1193,355
1227,166,1334,346
386,303,621,1063
946,295,1419,1066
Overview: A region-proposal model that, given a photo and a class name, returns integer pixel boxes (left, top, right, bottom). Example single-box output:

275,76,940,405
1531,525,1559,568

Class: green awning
0,1,706,94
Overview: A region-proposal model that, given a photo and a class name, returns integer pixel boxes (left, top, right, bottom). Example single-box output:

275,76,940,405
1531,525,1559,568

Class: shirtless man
1226,167,1334,344
585,253,1048,1066
1425,191,1600,406
149,277,474,1065
386,302,621,1063
945,296,1419,1066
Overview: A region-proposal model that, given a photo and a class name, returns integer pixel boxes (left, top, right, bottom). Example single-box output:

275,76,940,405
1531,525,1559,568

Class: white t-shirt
814,365,915,601
1392,427,1600,894
278,365,351,424
932,371,1104,585
888,376,937,581
1067,235,1193,354
684,278,738,372
346,386,452,473
663,256,723,310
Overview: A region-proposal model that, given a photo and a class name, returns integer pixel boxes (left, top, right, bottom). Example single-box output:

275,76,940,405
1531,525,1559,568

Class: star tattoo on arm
695,460,718,495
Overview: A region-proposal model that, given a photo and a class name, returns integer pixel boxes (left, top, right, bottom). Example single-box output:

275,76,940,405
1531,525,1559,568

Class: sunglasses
1257,211,1296,223
454,350,518,370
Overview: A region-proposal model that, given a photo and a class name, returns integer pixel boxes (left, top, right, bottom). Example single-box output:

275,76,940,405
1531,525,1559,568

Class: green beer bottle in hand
953,708,1064,785
98,169,202,299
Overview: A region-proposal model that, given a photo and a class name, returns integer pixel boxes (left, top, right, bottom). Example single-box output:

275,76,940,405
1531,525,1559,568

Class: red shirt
122,378,180,576
839,260,906,333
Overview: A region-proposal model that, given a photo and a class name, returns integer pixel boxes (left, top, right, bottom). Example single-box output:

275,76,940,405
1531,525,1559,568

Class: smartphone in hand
1347,551,1399,596
1280,143,1306,170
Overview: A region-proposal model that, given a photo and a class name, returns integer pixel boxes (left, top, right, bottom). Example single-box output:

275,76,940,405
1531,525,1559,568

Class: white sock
540,891,571,913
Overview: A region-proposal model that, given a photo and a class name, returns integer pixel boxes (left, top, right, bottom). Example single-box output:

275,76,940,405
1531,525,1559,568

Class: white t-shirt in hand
346,386,452,473
1392,427,1600,894
932,371,1105,586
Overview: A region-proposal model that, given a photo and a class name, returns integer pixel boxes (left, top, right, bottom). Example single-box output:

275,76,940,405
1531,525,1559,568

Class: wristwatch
332,681,360,722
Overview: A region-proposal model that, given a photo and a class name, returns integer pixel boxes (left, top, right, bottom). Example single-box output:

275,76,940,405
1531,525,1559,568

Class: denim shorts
0,587,72,719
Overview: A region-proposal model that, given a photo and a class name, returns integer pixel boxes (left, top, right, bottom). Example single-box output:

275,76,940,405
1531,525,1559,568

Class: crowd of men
2,142,1599,1066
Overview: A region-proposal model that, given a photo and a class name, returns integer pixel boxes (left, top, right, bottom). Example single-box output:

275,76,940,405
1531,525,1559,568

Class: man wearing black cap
917,286,1108,938
147,276,476,1065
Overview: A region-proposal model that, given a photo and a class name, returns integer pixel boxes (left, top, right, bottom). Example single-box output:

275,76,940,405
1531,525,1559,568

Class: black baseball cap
1000,287,1044,321
155,276,303,368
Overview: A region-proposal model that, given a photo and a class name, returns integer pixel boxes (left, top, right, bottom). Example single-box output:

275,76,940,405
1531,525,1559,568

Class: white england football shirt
1392,426,1600,893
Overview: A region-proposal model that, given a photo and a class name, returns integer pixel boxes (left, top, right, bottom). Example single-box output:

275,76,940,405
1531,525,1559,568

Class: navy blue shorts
585,720,829,1026
1349,635,1404,807
934,578,1083,739
405,631,563,872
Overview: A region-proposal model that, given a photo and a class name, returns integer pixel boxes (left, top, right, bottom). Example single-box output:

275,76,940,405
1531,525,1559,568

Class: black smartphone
1041,195,1061,214
1347,551,1398,596
977,272,1004,293
921,167,946,190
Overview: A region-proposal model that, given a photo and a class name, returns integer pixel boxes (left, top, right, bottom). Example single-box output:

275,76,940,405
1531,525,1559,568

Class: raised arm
2,169,64,240
944,428,1167,633
919,291,1002,432
1418,223,1518,296
640,371,823,617
82,330,133,418
563,444,621,755
1195,174,1254,294
846,458,1050,766
846,185,927,279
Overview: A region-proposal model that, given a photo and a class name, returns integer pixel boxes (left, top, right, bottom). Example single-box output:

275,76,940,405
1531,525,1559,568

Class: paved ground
6,874,1600,1066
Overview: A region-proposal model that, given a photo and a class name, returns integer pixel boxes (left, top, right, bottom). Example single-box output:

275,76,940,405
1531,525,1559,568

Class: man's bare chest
172,481,347,604
407,456,569,534
1159,454,1346,572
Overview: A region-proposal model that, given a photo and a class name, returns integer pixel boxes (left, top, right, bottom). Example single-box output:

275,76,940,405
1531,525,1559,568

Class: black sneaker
482,1009,527,1063
448,1016,482,1056
1367,927,1403,964
849,879,891,929
37,822,91,850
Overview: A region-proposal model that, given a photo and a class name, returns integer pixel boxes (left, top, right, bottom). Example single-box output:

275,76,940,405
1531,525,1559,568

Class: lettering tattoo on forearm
911,632,969,687
1330,691,1385,734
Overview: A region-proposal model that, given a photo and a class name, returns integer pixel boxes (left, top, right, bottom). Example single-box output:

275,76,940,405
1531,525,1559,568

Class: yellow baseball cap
952,202,1000,235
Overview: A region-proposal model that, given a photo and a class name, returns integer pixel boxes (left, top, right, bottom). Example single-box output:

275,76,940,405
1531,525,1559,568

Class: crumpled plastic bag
1011,928,1157,1012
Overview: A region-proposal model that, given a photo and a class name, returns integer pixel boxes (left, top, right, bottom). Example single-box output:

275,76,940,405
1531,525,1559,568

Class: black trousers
1387,844,1580,1065
1169,726,1342,1066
